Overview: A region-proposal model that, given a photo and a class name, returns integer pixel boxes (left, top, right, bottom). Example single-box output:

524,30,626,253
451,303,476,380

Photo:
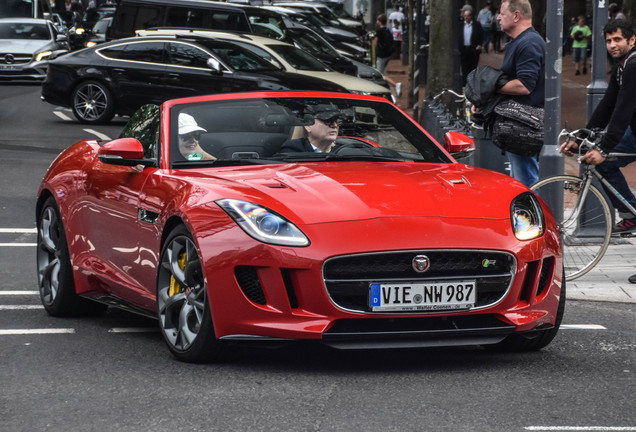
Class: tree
426,0,457,97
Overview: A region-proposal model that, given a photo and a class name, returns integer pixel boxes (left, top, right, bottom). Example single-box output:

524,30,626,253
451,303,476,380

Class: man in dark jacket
560,19,636,284
459,9,484,87
279,104,344,153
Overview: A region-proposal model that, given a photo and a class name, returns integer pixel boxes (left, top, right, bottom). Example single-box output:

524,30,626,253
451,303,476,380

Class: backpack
376,27,395,58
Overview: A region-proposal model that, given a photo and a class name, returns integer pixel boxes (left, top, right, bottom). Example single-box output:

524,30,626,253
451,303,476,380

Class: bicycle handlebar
558,128,604,155
433,88,466,101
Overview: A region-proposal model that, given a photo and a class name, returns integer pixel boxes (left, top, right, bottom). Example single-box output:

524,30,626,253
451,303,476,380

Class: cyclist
560,19,636,235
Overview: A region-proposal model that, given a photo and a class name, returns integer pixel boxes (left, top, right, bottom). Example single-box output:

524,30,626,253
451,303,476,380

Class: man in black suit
279,104,344,153
459,9,484,87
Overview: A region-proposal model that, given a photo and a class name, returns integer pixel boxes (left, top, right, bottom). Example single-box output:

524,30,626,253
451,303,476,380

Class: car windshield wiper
171,158,281,168
324,153,411,162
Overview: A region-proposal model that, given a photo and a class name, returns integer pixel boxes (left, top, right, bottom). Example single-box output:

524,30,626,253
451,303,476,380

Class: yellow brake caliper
168,252,187,297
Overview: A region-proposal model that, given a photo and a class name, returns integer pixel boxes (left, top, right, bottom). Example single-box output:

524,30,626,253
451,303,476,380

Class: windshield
0,22,50,39
288,29,338,57
267,44,330,71
167,97,450,167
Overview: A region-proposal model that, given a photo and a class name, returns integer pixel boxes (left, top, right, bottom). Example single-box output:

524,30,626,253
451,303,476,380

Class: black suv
106,0,252,40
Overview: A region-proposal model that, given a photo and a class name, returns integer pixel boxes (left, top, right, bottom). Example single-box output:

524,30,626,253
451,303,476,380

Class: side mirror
207,57,222,75
98,138,155,167
444,131,475,159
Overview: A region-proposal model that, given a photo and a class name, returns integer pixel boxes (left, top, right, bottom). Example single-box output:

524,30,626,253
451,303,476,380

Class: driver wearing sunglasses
279,104,344,153
177,113,216,161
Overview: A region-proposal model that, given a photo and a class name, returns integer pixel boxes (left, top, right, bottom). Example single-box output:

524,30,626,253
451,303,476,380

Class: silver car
0,18,69,80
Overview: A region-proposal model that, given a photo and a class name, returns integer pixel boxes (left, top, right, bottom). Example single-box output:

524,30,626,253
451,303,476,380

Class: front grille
323,250,515,313
0,54,33,65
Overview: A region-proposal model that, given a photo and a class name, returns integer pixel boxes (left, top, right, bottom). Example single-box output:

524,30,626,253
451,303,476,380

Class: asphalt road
0,84,634,432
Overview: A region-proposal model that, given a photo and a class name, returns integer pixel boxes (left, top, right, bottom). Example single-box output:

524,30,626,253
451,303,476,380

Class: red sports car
36,92,564,362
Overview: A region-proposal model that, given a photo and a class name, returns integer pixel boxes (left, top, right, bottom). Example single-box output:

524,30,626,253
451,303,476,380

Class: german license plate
369,280,476,312
0,65,21,71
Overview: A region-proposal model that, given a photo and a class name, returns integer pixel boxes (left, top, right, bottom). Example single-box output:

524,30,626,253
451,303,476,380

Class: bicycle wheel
531,175,612,281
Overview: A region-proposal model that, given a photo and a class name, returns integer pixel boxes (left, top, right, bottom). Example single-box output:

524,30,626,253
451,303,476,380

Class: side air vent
235,266,266,305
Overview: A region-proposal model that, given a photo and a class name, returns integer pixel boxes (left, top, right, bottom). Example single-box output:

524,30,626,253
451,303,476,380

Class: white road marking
108,327,158,333
526,427,636,431
53,111,72,121
0,328,75,335
561,324,607,330
0,243,37,247
83,129,112,141
0,305,43,310
0,228,36,233
0,291,39,295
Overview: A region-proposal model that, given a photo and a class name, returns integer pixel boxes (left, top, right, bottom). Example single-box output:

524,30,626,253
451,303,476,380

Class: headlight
216,199,309,247
35,50,53,62
511,192,545,240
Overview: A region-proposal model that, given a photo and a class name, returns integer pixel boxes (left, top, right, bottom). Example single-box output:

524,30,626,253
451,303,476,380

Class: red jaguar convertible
36,92,564,362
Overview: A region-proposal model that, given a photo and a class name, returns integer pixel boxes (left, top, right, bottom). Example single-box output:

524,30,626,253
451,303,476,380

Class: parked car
234,5,384,84
41,35,348,124
67,5,115,50
106,0,252,41
0,18,69,80
84,16,112,48
271,1,365,35
137,29,390,99
36,91,565,362
263,5,369,62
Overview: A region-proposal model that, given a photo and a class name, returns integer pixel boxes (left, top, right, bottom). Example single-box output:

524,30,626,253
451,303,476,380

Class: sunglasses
179,132,201,142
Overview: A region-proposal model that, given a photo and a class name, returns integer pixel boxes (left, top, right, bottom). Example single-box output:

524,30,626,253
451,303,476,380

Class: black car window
100,41,164,63
194,40,279,72
119,104,161,160
167,42,211,69
165,7,206,28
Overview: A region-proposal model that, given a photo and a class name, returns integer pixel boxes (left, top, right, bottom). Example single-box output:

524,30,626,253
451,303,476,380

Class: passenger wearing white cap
178,113,215,161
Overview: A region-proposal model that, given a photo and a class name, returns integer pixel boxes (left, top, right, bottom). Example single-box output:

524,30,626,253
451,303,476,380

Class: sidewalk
384,52,636,304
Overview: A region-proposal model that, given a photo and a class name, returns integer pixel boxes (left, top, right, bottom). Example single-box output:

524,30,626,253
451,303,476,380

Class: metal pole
587,1,608,120
537,0,564,216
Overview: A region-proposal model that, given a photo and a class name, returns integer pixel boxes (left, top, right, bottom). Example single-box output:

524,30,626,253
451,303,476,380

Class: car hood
254,70,348,92
191,162,527,224
294,70,389,93
0,39,53,53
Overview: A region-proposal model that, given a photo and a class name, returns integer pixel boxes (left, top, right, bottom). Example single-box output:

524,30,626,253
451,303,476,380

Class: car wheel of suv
72,80,115,124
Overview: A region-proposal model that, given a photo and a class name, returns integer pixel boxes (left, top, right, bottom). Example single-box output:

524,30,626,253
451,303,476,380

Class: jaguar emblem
412,255,430,273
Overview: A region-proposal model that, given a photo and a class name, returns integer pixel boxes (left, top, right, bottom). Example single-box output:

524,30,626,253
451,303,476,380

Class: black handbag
492,99,545,157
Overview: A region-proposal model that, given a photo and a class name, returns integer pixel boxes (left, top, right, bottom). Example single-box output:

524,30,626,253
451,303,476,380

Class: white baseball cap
178,113,207,135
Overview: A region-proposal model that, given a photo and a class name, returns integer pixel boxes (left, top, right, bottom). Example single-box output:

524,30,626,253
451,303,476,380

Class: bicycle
530,128,636,281
432,88,474,126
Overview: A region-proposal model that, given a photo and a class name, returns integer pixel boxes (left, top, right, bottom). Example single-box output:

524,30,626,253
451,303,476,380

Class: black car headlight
217,199,309,247
511,192,545,240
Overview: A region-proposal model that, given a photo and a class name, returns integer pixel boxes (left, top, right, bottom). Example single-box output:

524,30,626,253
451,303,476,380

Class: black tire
37,197,107,317
488,269,566,352
156,225,229,363
71,80,115,124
